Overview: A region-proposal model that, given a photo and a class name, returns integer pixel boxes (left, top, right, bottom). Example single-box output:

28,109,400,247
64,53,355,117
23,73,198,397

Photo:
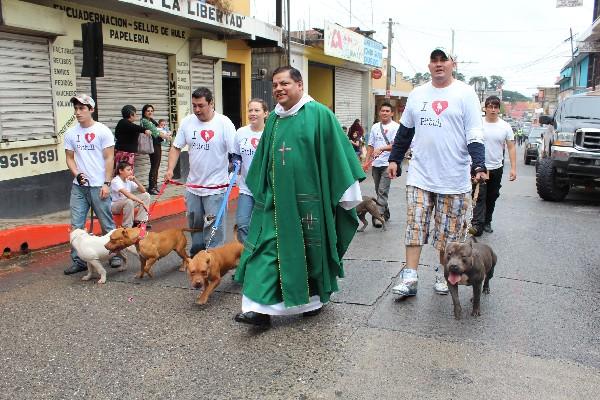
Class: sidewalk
0,184,239,256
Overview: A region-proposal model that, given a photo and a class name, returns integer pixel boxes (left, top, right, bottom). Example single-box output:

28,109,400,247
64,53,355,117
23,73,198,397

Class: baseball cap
70,93,96,108
430,47,454,61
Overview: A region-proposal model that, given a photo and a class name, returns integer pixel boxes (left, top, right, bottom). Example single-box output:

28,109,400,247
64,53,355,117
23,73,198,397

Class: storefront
0,0,280,218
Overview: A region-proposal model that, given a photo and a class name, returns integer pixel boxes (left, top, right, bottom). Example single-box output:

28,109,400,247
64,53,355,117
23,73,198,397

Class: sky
252,0,594,96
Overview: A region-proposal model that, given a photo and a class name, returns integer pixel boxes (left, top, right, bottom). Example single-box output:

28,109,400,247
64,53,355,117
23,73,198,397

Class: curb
0,187,239,255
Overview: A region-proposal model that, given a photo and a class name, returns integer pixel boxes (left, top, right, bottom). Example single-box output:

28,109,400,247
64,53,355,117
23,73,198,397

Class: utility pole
451,29,455,57
286,0,291,65
569,27,577,92
385,18,393,98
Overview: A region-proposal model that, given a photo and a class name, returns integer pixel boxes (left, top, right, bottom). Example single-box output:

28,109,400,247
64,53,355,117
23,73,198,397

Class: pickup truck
537,93,600,201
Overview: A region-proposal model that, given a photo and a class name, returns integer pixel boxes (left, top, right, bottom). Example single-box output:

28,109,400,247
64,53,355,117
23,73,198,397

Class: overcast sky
252,0,594,96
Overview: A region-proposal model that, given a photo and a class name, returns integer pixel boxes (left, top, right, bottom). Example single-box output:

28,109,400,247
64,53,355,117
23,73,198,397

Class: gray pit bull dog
444,238,497,319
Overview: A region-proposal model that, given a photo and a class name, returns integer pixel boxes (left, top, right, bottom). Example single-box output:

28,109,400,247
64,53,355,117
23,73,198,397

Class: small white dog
69,229,129,284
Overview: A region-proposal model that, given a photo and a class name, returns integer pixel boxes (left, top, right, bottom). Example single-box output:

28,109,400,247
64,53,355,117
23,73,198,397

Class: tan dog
106,228,199,279
355,196,386,231
187,229,244,305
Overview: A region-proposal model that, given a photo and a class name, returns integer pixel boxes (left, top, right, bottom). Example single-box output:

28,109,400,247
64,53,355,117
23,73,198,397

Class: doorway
222,62,241,128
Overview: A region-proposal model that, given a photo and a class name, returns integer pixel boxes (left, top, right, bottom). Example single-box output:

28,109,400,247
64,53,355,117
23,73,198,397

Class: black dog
355,196,386,232
444,238,497,319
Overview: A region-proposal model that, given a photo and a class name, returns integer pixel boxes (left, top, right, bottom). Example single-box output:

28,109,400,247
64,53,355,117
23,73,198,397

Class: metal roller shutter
334,67,363,129
74,47,170,184
0,33,54,141
190,57,215,93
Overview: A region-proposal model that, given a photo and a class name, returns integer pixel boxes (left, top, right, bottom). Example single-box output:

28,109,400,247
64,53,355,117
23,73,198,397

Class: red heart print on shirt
200,130,214,142
84,132,95,143
250,137,260,149
432,101,448,116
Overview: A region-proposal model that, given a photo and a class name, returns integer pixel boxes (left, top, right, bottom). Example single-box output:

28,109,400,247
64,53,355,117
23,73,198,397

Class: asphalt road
1,146,599,400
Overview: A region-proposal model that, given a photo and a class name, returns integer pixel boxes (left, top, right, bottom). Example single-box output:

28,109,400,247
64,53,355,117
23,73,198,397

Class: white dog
69,229,129,284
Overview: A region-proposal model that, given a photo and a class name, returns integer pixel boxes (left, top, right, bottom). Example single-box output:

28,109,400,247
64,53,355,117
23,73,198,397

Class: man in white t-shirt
364,102,400,225
470,95,516,236
387,48,487,299
63,94,120,275
165,87,237,256
111,161,151,228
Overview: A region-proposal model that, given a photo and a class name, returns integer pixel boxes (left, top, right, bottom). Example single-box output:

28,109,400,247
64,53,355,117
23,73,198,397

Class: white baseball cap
70,93,96,108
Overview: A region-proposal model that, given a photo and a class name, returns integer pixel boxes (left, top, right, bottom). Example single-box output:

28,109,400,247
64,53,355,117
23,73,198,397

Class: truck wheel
524,154,530,165
536,158,569,201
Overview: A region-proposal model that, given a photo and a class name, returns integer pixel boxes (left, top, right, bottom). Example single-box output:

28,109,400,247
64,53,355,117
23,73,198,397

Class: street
1,146,599,400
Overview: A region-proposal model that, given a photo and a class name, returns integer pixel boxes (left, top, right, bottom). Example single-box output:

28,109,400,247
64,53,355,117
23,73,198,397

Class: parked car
536,93,600,201
523,127,545,165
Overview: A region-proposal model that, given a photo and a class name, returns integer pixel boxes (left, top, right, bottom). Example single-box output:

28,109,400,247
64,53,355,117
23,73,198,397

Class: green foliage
501,90,530,102
489,75,505,90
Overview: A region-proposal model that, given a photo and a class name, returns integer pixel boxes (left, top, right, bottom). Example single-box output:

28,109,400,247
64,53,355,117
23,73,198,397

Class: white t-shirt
483,118,514,170
110,176,137,202
368,120,399,167
233,125,262,196
64,122,115,187
173,112,236,196
400,80,484,194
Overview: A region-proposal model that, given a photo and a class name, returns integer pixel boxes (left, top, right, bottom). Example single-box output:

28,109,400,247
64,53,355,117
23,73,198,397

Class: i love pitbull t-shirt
173,112,236,196
233,125,262,196
64,122,115,187
400,80,483,194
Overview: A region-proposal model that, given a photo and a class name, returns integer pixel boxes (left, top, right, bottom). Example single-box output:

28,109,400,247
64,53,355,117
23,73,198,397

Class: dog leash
462,182,480,242
206,161,240,249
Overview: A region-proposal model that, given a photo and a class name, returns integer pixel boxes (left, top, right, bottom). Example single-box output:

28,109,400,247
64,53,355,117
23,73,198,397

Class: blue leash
206,161,240,248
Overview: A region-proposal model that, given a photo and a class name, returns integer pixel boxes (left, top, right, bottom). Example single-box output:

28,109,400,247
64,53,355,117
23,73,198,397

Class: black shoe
483,223,493,233
384,209,390,221
148,188,160,195
64,263,87,275
109,256,122,268
372,217,383,228
303,307,323,317
234,311,271,327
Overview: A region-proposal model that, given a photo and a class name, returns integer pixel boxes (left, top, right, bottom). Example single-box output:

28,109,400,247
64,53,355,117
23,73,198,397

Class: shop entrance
222,62,242,128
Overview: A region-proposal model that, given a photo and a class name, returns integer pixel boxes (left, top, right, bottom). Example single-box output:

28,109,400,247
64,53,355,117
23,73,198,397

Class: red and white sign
371,69,382,79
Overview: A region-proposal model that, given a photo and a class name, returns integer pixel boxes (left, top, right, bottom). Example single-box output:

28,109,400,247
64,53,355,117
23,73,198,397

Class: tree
408,72,431,85
489,75,505,90
454,71,466,82
468,76,488,88
501,90,530,102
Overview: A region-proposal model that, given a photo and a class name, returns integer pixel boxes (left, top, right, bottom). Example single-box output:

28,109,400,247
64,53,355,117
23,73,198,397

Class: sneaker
384,208,390,221
392,268,418,296
64,263,87,275
109,256,122,268
469,225,483,237
483,223,493,233
433,275,449,295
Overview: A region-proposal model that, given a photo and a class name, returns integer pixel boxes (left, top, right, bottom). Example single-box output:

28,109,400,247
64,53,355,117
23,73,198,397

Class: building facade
0,0,280,218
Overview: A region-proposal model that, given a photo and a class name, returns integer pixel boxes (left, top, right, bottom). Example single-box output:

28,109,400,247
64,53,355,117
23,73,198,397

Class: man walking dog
387,48,487,298
64,94,121,275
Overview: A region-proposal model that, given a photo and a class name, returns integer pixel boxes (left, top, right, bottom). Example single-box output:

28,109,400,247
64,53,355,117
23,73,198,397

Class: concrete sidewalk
0,183,238,256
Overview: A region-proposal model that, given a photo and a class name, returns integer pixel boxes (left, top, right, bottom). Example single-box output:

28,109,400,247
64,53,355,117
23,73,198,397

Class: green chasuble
234,100,366,307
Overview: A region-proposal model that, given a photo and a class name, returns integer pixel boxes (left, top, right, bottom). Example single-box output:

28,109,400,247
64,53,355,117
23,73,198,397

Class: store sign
577,41,600,53
324,22,364,64
556,0,583,7
371,69,382,79
364,37,383,67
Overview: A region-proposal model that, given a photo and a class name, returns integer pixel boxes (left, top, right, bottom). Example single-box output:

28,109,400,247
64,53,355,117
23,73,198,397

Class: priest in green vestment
234,66,366,327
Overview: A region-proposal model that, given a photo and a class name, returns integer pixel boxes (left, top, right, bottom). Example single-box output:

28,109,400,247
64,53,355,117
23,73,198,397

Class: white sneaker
392,268,418,297
433,274,449,295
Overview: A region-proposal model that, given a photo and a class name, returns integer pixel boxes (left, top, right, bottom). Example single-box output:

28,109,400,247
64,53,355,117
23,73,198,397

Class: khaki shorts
405,185,470,251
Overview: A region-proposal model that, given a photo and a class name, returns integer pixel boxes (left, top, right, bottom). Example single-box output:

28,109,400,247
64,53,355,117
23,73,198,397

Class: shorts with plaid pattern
405,185,470,251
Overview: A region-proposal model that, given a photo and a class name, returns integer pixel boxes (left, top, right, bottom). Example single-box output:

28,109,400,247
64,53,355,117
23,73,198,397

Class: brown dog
187,230,244,305
106,228,199,279
444,238,497,319
355,196,386,231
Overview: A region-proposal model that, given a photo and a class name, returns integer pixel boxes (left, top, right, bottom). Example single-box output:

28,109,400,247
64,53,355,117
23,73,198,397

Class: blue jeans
235,193,254,244
70,184,115,266
185,191,226,256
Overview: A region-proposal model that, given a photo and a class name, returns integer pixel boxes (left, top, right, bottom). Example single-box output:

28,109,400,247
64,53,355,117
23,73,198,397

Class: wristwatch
103,181,111,187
